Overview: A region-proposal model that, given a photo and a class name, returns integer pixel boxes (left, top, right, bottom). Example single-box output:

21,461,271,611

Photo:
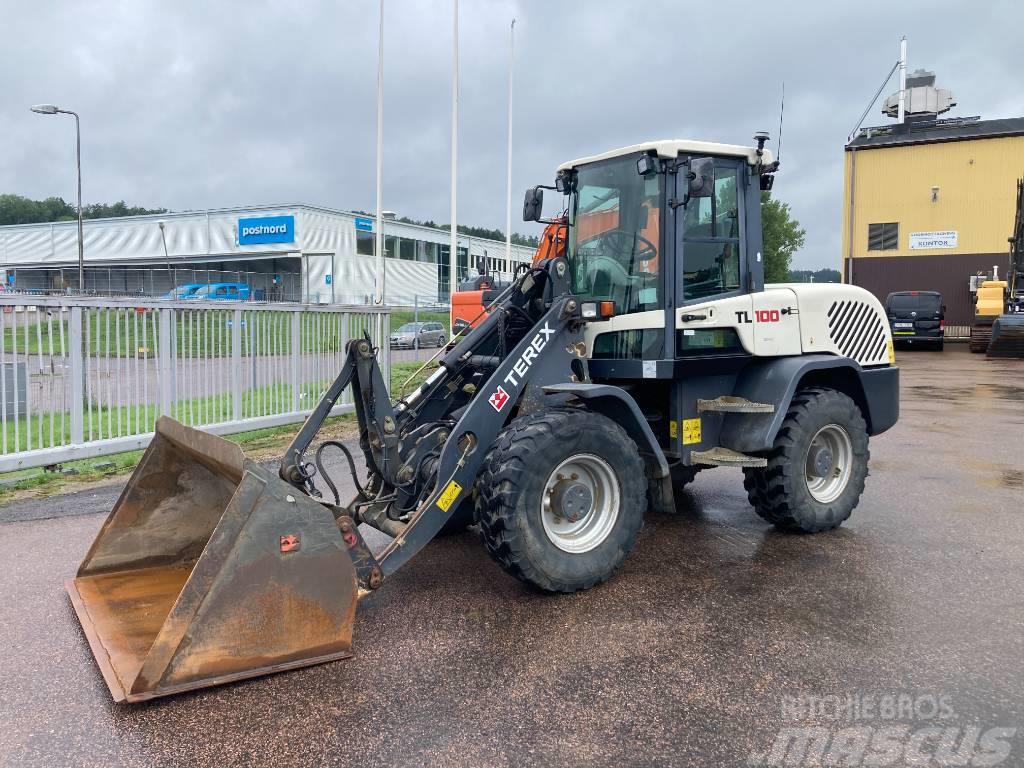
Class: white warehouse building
0,204,536,305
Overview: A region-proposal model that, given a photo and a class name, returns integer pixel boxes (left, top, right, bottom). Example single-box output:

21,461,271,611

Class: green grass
1,309,386,358
0,414,356,498
1,380,330,453
390,360,441,397
0,357,419,491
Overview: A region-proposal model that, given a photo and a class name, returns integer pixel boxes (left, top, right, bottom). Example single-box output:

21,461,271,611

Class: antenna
776,82,785,165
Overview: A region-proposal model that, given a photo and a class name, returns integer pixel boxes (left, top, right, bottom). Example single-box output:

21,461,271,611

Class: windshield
193,285,236,297
888,293,941,313
396,323,423,333
166,285,199,298
567,154,662,315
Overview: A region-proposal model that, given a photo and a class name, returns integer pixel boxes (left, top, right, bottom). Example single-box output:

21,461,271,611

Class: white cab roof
556,140,772,171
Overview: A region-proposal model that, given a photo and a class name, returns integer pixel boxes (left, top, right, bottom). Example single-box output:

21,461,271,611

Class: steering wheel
586,253,632,286
591,229,658,263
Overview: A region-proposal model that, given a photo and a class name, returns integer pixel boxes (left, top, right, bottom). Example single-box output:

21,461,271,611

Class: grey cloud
1,0,1020,269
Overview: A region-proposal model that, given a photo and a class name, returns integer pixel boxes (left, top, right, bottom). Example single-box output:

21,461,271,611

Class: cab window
680,161,742,302
567,154,662,316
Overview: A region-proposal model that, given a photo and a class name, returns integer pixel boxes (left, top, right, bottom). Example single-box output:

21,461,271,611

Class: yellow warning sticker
669,421,678,439
682,418,702,445
887,339,895,364
436,480,463,512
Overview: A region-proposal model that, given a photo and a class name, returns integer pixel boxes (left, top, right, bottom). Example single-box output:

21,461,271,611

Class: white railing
0,296,390,473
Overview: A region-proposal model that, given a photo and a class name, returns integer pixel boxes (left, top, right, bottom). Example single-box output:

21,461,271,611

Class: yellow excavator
970,178,1024,357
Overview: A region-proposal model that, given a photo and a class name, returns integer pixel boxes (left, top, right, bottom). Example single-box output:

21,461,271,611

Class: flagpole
374,0,385,304
449,0,459,299
504,18,515,268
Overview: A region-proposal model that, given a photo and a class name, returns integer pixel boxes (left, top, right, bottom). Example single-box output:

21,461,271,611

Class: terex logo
504,322,556,389
488,386,510,412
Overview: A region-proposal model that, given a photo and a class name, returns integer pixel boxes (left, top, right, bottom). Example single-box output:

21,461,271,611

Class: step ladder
689,446,767,468
696,396,774,414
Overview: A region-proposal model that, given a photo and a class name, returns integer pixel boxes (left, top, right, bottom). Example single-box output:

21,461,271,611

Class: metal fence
3,267,304,302
0,295,390,473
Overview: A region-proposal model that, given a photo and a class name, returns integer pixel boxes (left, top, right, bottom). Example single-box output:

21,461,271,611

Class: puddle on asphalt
1001,470,1024,490
908,383,1024,403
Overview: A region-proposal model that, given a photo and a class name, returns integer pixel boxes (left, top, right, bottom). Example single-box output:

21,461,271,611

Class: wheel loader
67,135,900,702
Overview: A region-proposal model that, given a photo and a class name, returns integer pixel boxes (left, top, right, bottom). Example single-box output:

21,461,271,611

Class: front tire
475,408,647,592
743,387,869,533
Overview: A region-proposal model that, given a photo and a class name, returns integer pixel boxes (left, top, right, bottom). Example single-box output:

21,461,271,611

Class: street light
158,220,173,289
31,104,84,292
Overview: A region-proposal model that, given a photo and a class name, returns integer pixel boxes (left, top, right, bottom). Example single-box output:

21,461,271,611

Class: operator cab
524,137,776,363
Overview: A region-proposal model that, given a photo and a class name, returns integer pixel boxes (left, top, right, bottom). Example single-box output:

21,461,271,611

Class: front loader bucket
66,416,358,702
987,315,1024,358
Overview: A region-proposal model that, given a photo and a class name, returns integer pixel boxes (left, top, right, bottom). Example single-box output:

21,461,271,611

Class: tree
0,193,166,225
790,268,840,283
760,192,806,283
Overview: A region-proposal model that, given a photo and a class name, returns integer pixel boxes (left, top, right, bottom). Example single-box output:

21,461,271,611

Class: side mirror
523,187,544,222
688,157,715,198
941,304,947,315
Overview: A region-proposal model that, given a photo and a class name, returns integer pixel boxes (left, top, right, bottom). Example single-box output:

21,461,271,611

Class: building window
417,241,438,263
356,230,374,256
399,238,415,260
868,222,899,251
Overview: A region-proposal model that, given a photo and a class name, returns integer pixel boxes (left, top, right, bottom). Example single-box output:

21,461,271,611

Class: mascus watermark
748,692,1017,767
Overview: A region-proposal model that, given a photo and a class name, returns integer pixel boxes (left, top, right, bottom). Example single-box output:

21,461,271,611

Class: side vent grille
827,300,888,364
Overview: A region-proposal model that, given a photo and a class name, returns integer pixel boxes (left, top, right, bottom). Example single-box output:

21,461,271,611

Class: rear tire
743,387,869,533
475,408,647,592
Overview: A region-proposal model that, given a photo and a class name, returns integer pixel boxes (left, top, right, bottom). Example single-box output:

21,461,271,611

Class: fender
720,355,900,453
542,383,670,480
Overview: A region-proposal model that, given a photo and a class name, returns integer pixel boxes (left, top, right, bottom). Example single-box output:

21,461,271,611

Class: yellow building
843,116,1024,329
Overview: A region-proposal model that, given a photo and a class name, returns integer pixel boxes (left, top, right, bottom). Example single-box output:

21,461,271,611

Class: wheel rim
540,454,620,553
804,423,854,504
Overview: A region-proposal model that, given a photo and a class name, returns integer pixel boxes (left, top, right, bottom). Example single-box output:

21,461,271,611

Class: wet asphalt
0,344,1022,767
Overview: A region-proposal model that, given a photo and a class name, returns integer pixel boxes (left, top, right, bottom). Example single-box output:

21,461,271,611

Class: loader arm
279,333,398,495
274,258,595,574
377,293,586,574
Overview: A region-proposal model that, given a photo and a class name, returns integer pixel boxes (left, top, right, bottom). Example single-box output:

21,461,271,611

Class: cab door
673,156,750,357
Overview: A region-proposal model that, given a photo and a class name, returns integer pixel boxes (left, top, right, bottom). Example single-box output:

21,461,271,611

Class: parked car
190,283,252,301
885,290,945,350
162,284,205,300
389,321,447,349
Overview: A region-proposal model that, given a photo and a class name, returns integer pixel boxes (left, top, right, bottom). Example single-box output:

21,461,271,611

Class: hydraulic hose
315,440,367,506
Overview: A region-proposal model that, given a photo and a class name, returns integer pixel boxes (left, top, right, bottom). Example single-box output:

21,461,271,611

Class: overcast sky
2,0,1021,270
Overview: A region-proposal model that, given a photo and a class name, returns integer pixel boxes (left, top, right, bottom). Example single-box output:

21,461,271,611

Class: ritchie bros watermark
748,692,1017,767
